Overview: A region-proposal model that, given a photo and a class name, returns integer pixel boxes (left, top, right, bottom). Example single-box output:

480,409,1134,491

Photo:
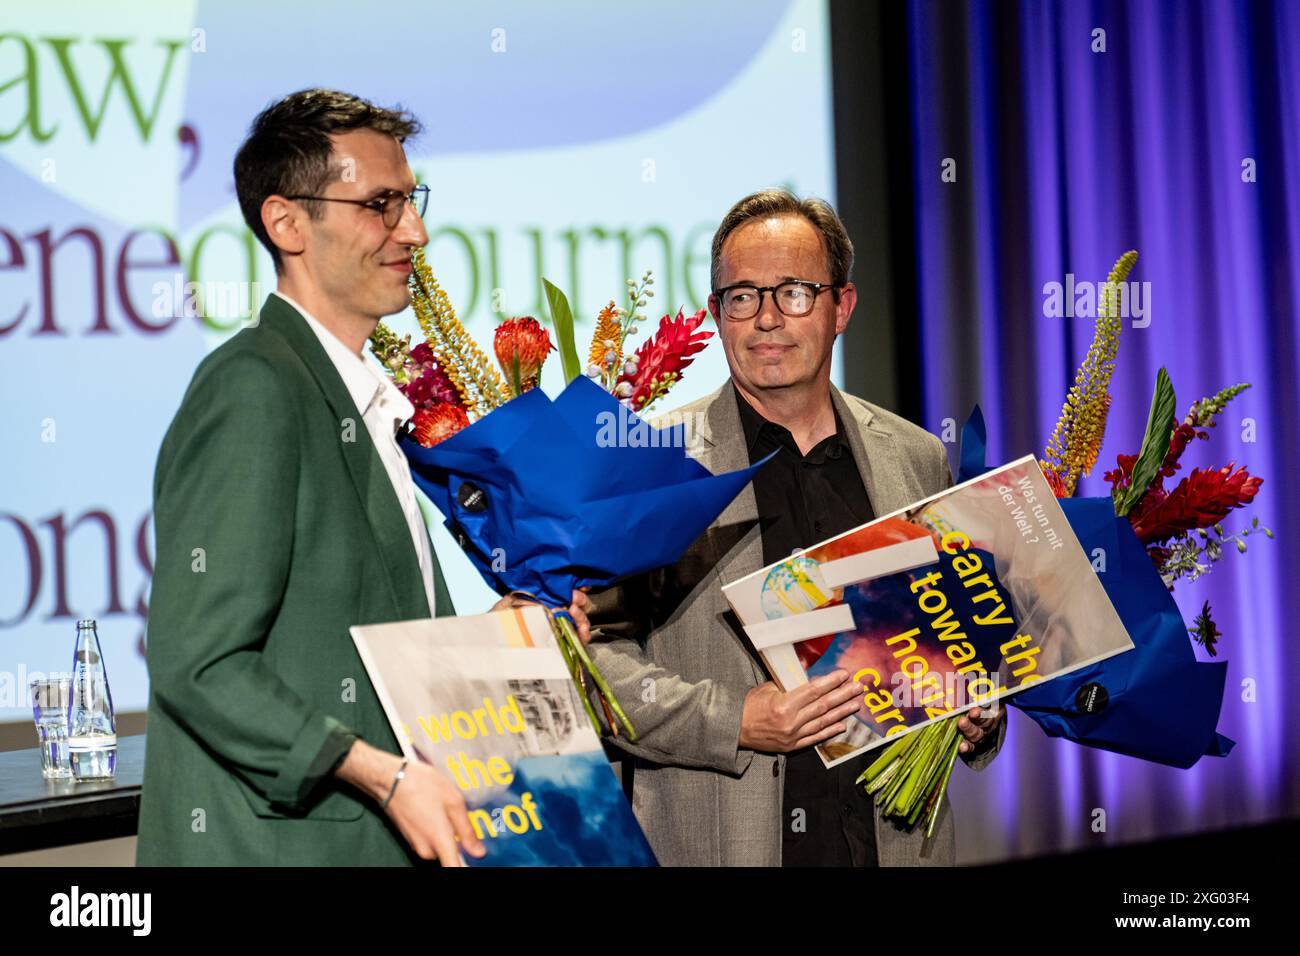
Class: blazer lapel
686,383,764,586
831,385,916,517
257,295,431,620
691,381,922,549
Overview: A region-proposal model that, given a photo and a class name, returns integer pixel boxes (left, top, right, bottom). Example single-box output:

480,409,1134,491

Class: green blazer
136,294,455,866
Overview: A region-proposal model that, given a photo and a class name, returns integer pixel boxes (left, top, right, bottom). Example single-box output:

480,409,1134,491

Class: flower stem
856,714,964,836
924,735,962,838
551,615,604,735
551,610,637,741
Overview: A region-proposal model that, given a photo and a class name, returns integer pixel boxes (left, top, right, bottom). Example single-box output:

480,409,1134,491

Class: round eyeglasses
286,184,430,229
712,280,840,320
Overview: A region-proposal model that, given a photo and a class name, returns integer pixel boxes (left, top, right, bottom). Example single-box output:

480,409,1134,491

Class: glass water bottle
67,619,117,780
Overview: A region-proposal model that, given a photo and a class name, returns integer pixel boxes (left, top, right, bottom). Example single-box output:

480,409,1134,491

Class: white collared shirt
272,290,437,616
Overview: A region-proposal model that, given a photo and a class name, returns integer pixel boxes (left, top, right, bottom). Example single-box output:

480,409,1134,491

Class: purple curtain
901,0,1300,861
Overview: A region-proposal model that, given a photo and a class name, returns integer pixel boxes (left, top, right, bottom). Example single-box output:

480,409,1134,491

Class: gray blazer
588,381,1006,866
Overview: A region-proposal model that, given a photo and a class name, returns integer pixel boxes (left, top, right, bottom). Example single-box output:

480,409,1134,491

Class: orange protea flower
494,316,554,396
411,404,470,447
587,301,622,381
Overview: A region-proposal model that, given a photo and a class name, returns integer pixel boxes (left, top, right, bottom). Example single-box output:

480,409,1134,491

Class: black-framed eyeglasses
712,280,841,320
285,184,430,229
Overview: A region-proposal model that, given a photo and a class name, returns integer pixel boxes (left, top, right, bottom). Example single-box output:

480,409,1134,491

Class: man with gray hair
588,189,1006,866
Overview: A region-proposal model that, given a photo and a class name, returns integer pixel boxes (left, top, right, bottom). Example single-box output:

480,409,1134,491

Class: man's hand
334,739,485,865
957,704,1005,755
489,588,593,644
739,670,864,753
568,588,592,644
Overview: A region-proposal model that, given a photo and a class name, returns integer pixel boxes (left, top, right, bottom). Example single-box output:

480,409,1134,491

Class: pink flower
399,347,464,410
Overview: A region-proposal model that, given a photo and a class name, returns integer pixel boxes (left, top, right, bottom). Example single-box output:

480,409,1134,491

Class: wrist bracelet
381,759,408,809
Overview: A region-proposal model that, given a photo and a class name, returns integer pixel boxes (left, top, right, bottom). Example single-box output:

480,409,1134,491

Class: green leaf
542,277,582,385
1117,367,1177,516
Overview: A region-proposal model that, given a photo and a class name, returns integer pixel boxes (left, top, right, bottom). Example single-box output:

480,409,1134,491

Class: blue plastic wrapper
958,407,1234,768
401,375,769,607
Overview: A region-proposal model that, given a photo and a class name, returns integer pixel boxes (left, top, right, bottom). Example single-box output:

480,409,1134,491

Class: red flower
411,404,469,447
1161,422,1203,477
1129,463,1263,544
1104,423,1208,496
1043,468,1069,499
494,316,553,393
1103,453,1138,492
616,308,713,412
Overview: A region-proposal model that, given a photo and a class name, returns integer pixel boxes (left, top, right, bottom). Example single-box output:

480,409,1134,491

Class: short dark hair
234,88,421,272
710,188,854,292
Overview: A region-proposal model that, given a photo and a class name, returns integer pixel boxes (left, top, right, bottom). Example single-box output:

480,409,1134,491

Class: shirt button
842,803,854,815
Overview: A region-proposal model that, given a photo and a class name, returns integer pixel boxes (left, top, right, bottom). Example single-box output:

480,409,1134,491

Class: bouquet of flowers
1035,251,1268,649
860,250,1268,838
371,258,715,443
369,249,761,739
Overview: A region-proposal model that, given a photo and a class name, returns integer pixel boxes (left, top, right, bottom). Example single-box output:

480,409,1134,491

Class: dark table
0,734,144,855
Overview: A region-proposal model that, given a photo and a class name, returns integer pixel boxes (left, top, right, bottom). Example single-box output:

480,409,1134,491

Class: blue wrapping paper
401,375,769,607
958,407,1234,768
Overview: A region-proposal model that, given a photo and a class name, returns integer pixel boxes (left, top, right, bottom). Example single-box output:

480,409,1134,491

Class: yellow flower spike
408,248,508,417
1041,250,1137,497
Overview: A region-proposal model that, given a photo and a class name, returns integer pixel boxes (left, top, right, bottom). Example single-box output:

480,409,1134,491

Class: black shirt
733,384,880,867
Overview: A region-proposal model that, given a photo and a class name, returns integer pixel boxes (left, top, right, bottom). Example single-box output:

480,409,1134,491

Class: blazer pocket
234,775,367,823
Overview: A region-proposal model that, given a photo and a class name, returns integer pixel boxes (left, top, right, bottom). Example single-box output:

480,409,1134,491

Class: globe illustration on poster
760,556,831,619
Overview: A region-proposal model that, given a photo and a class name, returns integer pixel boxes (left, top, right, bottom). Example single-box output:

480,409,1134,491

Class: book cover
722,456,1135,768
350,606,657,866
